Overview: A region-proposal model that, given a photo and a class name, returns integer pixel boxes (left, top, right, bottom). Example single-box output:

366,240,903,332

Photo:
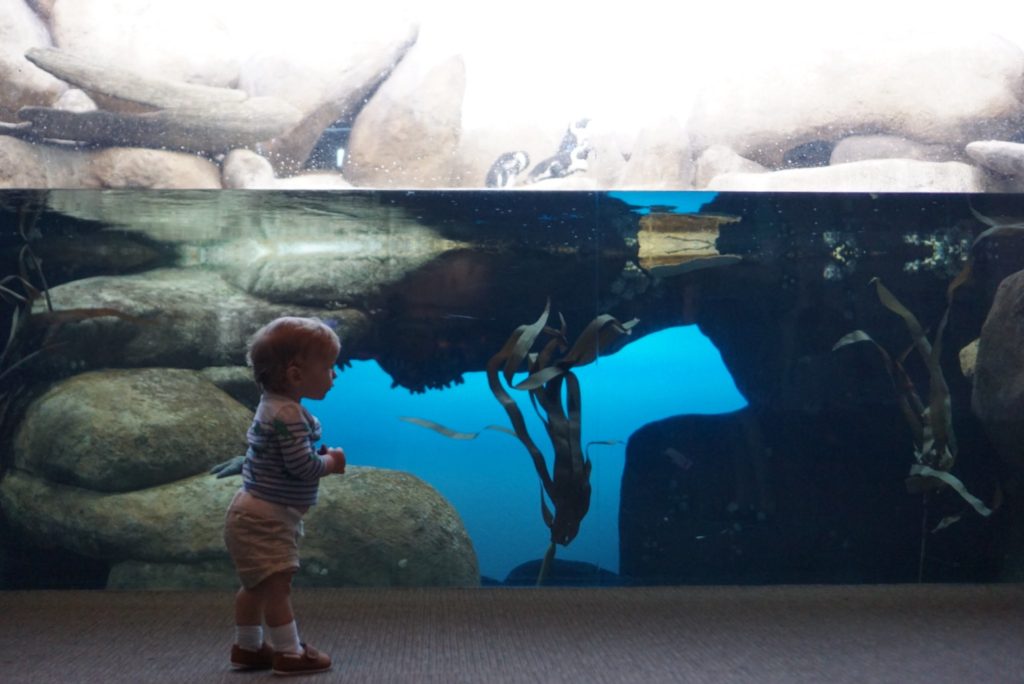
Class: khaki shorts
224,489,305,589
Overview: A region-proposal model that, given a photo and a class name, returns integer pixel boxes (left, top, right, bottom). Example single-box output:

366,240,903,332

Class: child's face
289,347,339,401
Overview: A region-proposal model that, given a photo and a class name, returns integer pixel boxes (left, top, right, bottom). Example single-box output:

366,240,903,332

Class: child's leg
256,570,303,655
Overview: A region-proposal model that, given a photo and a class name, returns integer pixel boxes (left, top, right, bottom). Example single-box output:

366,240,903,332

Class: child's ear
285,363,302,385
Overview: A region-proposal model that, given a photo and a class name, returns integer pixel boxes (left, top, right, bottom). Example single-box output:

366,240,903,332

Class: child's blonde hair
247,317,340,393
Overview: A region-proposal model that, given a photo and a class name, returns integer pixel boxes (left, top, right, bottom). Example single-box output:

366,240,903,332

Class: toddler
223,316,346,676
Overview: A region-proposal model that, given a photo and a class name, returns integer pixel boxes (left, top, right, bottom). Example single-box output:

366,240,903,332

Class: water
308,324,747,581
0,189,1021,589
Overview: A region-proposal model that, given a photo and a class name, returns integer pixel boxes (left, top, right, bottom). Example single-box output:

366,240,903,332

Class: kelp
404,301,637,584
833,209,1013,579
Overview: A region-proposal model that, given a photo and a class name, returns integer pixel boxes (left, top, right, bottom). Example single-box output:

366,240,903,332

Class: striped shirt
242,392,330,508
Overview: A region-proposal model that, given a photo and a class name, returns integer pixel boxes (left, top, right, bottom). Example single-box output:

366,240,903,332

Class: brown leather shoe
230,642,274,670
272,643,332,676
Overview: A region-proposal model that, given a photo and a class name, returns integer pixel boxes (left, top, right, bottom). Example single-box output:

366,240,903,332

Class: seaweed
833,222,1006,579
403,301,637,584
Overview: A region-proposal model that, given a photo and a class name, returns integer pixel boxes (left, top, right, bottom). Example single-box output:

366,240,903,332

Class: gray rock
13,368,253,491
966,140,1024,178
87,147,221,189
694,145,766,189
199,366,260,410
972,269,1024,474
222,149,354,189
0,466,480,587
30,268,369,372
0,138,222,189
831,135,961,165
616,118,693,189
689,33,1024,168
346,52,466,187
708,159,987,192
0,0,66,120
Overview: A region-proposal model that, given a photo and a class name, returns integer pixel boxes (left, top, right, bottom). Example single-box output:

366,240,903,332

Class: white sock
235,624,263,651
267,621,302,655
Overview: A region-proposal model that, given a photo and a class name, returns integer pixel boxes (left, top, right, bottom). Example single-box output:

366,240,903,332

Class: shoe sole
272,665,332,676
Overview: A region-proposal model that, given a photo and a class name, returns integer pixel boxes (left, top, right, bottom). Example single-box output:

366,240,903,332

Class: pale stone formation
87,147,221,188
0,137,222,188
830,134,961,165
694,145,767,190
0,0,66,120
966,140,1024,187
345,50,466,188
0,467,480,588
221,148,352,190
615,118,693,189
688,33,1024,169
239,22,419,175
51,86,93,112
708,159,987,193
49,0,241,99
13,368,253,491
0,136,82,186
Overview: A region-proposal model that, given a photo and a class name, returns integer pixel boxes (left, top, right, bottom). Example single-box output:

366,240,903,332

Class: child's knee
258,570,295,596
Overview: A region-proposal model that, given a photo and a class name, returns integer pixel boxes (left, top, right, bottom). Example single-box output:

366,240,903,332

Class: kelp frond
833,279,993,523
403,300,637,584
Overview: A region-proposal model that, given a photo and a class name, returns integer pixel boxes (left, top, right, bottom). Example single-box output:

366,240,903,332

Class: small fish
441,313,494,321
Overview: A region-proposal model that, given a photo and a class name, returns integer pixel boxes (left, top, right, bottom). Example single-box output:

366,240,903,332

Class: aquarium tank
1,1,1024,590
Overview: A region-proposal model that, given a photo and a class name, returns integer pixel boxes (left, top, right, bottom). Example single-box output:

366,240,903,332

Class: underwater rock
972,269,1024,474
688,33,1024,169
29,268,369,372
13,368,252,492
708,159,987,192
0,0,66,120
619,407,928,584
503,558,623,587
960,340,979,379
0,466,480,588
199,366,260,411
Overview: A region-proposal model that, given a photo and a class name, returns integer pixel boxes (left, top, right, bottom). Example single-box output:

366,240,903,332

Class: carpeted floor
1,584,1022,683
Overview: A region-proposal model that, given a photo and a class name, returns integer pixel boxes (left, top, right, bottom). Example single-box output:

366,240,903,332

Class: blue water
308,324,747,581
608,191,717,214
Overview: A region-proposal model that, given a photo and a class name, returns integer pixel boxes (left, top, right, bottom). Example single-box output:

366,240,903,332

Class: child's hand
318,445,346,474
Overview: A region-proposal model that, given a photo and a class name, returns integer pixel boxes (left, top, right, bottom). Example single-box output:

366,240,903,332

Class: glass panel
1,189,1020,588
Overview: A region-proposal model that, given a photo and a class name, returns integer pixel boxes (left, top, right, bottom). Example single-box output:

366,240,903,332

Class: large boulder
0,138,222,188
972,269,1024,474
13,368,253,491
28,268,369,373
239,18,419,175
708,159,987,192
688,32,1024,168
49,0,241,99
0,0,66,119
0,466,480,588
